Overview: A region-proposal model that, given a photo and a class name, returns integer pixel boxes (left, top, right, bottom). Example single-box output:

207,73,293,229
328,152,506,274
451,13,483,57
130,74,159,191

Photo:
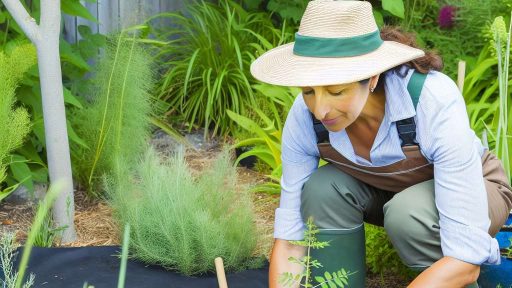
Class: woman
250,1,512,287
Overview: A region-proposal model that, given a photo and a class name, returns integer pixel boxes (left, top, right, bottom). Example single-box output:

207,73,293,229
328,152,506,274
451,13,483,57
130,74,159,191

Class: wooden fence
63,0,185,43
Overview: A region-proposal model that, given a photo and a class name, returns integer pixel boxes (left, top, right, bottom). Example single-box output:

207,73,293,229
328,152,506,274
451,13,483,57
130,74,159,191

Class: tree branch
1,0,40,43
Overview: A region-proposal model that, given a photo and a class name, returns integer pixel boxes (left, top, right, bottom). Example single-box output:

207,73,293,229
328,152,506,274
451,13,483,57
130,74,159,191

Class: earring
370,86,375,93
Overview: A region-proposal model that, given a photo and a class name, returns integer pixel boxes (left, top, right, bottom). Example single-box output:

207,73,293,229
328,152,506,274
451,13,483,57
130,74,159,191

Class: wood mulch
0,141,409,287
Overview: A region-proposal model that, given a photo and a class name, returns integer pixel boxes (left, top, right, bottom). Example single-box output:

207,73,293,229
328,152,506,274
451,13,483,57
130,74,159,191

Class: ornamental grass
71,34,154,195
106,148,265,276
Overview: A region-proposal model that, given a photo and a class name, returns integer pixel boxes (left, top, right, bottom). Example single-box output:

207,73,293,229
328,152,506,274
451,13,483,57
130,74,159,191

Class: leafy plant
228,84,298,194
71,33,154,195
0,43,34,200
0,1,103,195
149,0,287,137
364,224,414,277
32,205,65,247
266,0,309,24
106,148,264,275
464,16,512,182
404,0,512,78
279,217,353,288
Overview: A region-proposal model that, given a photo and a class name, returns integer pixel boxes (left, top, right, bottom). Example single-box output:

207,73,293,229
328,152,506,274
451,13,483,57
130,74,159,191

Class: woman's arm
269,239,307,288
408,256,480,288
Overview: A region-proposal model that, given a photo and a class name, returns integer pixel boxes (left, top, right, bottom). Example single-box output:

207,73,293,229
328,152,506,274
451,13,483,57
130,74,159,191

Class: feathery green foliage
106,148,264,276
71,34,154,195
0,233,35,288
0,43,35,199
149,0,288,137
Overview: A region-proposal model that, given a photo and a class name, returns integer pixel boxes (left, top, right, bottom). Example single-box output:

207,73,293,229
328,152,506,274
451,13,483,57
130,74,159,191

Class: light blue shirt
277,66,501,265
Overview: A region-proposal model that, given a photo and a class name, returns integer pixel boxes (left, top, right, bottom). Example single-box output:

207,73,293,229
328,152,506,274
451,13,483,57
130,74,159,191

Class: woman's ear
369,74,381,93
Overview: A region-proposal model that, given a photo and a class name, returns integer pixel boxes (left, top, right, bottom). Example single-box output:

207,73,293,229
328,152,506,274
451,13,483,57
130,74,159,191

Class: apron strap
396,71,427,146
310,70,428,146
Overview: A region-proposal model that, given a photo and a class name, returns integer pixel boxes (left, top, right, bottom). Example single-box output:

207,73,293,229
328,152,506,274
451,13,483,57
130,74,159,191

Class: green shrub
106,148,264,276
71,34,154,195
0,43,34,200
149,0,287,137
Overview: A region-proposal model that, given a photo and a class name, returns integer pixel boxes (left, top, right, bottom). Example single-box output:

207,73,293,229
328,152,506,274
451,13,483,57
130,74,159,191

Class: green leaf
333,276,344,287
63,87,84,109
0,182,22,201
315,276,325,284
60,40,91,71
382,0,404,19
61,0,98,22
31,167,48,183
16,144,45,167
67,121,89,149
8,155,33,191
373,10,384,27
32,117,45,144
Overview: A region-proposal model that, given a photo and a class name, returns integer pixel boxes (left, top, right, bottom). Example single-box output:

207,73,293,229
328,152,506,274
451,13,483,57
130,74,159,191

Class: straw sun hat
250,0,425,87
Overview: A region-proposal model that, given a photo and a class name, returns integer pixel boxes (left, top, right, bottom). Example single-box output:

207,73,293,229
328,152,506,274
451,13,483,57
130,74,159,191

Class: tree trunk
2,0,77,242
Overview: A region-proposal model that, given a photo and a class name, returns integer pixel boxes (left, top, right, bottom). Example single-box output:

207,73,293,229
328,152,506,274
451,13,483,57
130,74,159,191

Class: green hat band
293,30,383,57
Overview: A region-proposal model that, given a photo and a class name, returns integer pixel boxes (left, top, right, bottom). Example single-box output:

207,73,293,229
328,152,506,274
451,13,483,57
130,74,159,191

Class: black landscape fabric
10,246,269,288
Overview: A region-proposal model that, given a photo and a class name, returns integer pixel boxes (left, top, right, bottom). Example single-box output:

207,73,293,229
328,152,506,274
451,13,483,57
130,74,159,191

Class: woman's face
301,81,371,132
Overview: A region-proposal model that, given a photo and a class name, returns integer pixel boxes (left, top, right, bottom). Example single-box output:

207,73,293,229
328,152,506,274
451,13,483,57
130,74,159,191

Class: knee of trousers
300,164,366,229
383,180,443,268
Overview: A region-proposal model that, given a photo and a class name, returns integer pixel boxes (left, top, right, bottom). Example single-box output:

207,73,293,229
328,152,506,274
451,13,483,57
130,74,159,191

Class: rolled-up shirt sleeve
274,94,320,240
420,74,501,265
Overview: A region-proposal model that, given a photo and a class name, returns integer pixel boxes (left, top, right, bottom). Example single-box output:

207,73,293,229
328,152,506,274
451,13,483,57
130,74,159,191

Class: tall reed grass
492,15,511,180
106,148,264,275
72,34,154,195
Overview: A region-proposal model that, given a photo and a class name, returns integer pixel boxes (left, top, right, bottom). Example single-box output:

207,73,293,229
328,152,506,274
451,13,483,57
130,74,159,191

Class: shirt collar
383,66,417,122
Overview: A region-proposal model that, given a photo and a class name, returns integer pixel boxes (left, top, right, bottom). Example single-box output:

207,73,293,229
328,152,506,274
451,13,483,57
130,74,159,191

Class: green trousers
300,164,480,287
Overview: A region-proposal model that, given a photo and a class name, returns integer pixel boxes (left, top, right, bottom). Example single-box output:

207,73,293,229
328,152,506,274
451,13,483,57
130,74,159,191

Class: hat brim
250,41,425,87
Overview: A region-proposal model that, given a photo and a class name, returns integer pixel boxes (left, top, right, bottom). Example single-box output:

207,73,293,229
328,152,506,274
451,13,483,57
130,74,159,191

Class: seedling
279,217,355,288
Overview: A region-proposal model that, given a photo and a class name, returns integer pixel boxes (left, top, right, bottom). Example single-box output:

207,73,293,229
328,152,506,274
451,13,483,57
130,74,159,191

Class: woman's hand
408,256,480,288
269,239,307,288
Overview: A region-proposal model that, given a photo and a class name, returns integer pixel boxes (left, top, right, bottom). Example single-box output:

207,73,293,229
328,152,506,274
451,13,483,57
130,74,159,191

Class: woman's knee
383,180,442,267
300,165,365,228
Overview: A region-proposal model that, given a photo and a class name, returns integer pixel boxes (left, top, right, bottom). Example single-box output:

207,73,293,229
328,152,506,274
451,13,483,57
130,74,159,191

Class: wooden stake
215,257,228,288
457,60,466,93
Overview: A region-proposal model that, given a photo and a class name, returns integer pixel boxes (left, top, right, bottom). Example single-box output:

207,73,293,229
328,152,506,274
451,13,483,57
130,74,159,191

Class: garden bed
0,134,410,287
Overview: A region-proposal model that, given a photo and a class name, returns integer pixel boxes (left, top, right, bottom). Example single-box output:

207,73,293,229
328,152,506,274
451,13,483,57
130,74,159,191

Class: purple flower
438,5,457,29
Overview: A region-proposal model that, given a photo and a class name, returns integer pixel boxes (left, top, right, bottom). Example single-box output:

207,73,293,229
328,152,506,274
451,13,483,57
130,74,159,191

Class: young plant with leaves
279,217,352,288
71,33,154,195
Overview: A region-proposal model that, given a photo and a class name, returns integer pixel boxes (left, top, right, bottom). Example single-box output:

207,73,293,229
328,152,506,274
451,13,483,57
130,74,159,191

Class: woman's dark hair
380,25,443,74
359,26,443,86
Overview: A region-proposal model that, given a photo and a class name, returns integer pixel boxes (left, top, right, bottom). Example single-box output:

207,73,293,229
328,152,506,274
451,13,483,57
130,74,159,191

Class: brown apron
310,70,512,236
313,122,512,237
